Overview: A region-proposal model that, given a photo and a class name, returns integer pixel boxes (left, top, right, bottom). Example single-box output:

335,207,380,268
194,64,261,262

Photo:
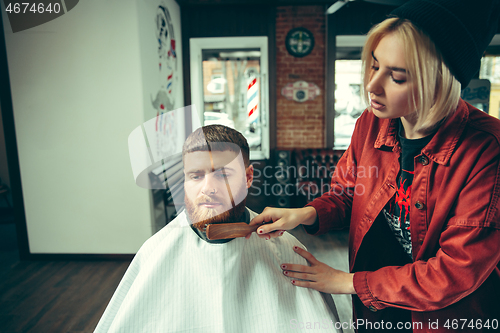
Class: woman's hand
246,206,318,240
282,246,355,295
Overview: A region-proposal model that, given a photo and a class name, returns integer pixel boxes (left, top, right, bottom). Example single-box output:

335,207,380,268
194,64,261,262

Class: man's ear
245,164,254,189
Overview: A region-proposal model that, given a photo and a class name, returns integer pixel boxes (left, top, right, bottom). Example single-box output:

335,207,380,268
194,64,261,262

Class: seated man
94,125,341,333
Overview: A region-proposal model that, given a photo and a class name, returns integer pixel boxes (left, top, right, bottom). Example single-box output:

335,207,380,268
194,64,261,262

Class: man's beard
185,194,247,232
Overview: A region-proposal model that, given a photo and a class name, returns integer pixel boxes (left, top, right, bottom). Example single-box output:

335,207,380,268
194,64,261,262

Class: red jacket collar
374,98,469,166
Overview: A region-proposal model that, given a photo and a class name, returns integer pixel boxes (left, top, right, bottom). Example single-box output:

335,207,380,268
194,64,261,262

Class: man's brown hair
182,125,250,167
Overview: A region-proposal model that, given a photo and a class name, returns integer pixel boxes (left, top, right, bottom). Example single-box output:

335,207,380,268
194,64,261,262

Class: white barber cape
94,209,341,333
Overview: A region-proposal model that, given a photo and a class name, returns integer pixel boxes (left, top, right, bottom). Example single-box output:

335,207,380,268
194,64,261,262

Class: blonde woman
249,0,500,331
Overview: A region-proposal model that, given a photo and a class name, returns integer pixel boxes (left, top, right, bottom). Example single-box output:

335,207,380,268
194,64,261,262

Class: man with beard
94,125,341,333
182,126,252,241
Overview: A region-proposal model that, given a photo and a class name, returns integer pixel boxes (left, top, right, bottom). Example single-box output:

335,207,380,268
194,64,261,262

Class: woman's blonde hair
362,17,461,133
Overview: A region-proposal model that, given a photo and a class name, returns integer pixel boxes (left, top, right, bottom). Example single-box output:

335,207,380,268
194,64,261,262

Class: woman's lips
370,99,386,110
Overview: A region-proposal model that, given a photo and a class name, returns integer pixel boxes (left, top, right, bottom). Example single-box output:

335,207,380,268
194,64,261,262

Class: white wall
1,0,182,253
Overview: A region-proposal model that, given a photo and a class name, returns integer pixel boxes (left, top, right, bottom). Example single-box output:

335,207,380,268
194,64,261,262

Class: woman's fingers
247,207,317,240
292,246,319,265
254,230,281,240
249,207,280,226
249,207,292,239
258,230,285,240
280,262,315,274
283,270,313,281
280,250,319,281
281,262,317,283
282,249,356,294
246,229,285,240
265,230,285,239
290,279,314,288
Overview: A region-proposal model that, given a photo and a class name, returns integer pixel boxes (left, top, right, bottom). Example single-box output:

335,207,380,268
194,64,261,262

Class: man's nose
201,173,221,196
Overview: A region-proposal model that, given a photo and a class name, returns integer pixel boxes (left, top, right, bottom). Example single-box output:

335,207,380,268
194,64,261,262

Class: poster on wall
281,81,321,103
151,1,180,161
152,1,178,113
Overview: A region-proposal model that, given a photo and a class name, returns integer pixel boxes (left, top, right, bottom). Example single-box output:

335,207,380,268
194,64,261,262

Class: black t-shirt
382,120,434,259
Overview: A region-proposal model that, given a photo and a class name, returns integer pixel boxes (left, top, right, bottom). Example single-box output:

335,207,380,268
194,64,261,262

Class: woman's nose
367,72,383,95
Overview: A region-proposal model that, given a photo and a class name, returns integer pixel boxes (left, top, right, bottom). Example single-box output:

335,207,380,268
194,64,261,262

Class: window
479,55,500,117
208,74,225,94
190,37,270,160
333,36,366,149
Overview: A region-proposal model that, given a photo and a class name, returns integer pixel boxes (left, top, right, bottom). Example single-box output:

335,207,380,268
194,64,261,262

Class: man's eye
216,173,228,179
190,175,202,180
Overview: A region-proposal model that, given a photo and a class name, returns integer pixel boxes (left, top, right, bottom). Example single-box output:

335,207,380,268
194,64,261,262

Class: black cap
391,0,500,87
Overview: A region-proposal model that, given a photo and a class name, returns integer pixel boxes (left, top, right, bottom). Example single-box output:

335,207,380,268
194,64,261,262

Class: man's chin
187,200,247,231
191,214,230,231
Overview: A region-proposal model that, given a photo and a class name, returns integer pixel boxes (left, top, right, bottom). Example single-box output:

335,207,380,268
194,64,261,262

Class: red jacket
308,99,500,332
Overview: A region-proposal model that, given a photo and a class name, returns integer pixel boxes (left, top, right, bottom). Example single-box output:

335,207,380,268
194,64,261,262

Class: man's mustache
195,195,228,206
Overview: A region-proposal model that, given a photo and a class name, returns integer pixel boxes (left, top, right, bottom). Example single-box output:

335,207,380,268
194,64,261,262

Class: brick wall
276,6,326,149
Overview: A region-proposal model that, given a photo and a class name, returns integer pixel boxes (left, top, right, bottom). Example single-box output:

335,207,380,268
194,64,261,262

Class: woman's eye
371,65,379,71
391,75,406,84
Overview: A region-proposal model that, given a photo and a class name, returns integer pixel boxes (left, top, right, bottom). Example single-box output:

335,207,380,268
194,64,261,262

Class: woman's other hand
282,246,355,295
246,206,318,240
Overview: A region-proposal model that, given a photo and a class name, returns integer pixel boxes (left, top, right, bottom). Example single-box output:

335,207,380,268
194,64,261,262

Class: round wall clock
285,27,315,58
